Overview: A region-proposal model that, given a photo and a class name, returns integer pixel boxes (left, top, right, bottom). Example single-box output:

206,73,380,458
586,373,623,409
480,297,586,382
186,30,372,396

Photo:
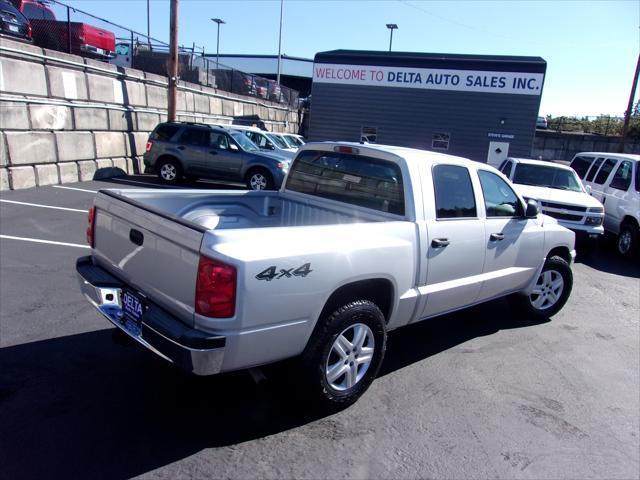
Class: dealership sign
313,63,544,96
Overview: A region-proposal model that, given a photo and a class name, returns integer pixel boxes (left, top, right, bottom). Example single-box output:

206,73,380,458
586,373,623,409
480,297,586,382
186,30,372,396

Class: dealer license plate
121,290,145,336
8,25,19,32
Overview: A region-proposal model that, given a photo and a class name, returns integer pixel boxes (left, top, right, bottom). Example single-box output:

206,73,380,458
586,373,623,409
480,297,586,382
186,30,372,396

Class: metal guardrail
18,0,299,107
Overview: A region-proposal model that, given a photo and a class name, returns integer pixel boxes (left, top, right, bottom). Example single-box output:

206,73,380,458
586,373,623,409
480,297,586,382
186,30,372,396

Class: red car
11,0,115,59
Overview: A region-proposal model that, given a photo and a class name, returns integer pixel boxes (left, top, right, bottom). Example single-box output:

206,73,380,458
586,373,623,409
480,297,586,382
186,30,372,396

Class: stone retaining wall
532,130,640,161
0,37,299,190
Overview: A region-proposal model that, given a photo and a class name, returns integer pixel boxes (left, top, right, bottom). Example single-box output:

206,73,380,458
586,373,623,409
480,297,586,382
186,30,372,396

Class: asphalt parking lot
1,175,638,480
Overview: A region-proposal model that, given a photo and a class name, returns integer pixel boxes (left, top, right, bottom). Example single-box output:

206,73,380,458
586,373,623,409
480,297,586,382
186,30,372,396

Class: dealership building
308,50,546,164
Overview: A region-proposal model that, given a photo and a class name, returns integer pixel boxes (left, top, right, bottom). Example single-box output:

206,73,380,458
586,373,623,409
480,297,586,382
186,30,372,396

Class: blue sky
60,0,639,117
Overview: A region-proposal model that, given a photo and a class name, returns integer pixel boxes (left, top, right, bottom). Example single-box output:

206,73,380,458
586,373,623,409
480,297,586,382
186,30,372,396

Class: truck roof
300,141,482,169
507,157,574,171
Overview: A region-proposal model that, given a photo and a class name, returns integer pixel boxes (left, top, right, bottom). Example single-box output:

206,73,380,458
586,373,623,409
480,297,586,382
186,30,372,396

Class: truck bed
103,188,387,230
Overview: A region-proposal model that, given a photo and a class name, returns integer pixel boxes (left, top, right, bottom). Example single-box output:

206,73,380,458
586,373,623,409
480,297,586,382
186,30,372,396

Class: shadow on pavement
0,300,547,480
575,236,640,279
95,174,246,191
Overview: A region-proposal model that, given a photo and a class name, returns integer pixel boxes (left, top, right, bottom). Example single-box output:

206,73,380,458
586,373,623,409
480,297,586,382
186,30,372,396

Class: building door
487,141,510,167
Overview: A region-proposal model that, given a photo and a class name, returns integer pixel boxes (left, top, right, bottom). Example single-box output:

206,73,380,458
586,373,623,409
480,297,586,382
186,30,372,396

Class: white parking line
0,199,88,213
0,235,90,249
52,185,98,194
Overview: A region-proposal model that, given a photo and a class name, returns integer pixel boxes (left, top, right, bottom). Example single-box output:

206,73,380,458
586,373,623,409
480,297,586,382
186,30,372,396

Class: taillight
27,24,32,39
195,256,236,318
86,206,95,247
145,141,153,152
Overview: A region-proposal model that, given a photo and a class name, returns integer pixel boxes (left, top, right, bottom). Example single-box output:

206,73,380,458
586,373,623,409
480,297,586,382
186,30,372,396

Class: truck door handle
431,238,450,248
490,233,505,241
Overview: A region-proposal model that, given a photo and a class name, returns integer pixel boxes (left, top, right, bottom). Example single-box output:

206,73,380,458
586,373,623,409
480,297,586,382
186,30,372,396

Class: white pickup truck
77,142,576,407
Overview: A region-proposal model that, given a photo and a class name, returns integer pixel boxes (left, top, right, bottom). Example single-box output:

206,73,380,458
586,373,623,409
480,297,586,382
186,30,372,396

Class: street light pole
168,0,179,121
211,18,225,70
386,23,398,52
276,0,284,88
146,0,151,44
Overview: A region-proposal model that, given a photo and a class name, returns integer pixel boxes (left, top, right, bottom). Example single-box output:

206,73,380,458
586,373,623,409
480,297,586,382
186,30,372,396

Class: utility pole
276,0,284,88
168,0,179,121
211,18,225,70
619,52,640,153
146,0,151,45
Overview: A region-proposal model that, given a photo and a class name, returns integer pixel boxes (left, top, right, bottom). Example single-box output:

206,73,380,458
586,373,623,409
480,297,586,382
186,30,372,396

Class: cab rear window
285,150,405,215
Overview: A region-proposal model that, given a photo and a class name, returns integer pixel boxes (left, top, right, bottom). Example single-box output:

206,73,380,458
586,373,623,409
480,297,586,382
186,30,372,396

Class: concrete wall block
9,165,36,189
222,99,235,117
123,67,145,80
194,93,210,114
209,97,222,115
108,109,134,131
84,58,118,74
55,132,95,161
94,132,126,159
6,132,56,165
29,105,73,130
124,80,147,107
74,107,109,130
43,49,84,69
0,57,47,96
233,102,244,117
146,85,167,109
77,160,97,181
112,157,127,172
96,158,113,169
126,156,143,175
35,163,59,186
126,132,150,157
184,91,195,112
135,112,160,131
1,37,43,61
0,133,6,167
87,74,124,104
0,102,30,130
0,168,8,191
144,72,168,85
58,162,79,183
46,66,88,100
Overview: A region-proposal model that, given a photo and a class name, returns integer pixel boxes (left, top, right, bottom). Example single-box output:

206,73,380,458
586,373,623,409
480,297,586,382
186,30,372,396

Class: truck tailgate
92,191,204,326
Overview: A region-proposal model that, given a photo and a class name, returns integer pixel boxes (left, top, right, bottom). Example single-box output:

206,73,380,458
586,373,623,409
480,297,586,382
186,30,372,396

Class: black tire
617,223,638,258
245,168,274,191
509,255,573,320
301,300,387,409
157,158,183,184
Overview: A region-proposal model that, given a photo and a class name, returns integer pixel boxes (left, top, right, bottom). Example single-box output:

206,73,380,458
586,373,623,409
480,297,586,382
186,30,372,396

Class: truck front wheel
509,255,573,319
301,300,387,409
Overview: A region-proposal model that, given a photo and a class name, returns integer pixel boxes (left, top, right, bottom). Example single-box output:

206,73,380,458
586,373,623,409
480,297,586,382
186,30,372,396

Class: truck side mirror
585,185,592,195
525,198,539,218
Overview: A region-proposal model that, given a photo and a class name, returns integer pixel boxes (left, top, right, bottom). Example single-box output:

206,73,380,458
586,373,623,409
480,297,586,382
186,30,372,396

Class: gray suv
143,122,291,190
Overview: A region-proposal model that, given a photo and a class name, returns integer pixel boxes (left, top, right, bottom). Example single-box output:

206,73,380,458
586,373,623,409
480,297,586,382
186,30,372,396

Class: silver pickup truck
77,142,576,407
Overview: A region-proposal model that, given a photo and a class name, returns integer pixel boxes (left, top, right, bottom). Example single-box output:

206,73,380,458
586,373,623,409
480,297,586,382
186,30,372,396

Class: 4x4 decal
255,263,312,281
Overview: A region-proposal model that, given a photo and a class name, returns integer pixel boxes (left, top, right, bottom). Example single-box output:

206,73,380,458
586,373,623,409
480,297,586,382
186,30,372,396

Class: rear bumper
76,256,225,375
79,43,115,59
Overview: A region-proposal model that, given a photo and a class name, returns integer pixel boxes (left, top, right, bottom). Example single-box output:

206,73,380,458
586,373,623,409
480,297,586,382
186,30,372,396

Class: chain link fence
12,0,298,107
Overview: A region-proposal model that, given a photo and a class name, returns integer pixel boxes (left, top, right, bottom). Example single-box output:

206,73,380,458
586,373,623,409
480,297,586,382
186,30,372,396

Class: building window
361,126,377,143
432,132,450,150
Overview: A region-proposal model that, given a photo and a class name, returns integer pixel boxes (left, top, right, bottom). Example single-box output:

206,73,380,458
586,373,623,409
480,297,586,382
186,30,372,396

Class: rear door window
178,127,211,147
286,150,405,215
609,161,633,191
584,157,604,182
432,165,477,219
594,158,617,185
570,156,594,179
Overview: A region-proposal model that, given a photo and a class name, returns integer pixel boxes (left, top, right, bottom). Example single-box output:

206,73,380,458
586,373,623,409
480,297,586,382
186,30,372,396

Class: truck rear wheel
301,300,387,409
509,255,573,319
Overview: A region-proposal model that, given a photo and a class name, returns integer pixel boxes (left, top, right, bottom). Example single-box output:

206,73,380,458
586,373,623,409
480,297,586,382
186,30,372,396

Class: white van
569,152,640,257
499,157,605,242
